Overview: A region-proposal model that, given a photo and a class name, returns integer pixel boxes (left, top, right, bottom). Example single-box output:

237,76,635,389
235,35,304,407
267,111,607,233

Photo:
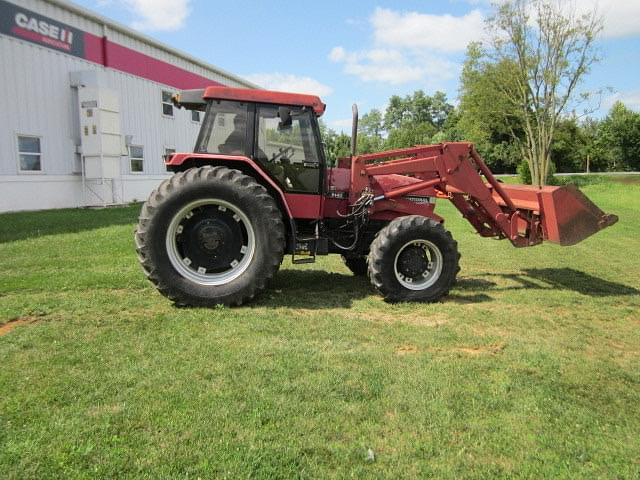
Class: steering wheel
270,145,295,163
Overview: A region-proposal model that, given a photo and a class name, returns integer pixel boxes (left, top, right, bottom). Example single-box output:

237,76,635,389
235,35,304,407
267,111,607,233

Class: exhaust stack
351,103,358,157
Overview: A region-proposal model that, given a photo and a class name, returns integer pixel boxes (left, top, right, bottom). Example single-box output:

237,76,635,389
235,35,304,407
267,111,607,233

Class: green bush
517,160,531,184
517,160,557,184
554,175,610,187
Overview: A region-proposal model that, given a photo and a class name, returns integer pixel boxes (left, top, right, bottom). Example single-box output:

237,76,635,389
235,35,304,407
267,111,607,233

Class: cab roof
203,86,326,116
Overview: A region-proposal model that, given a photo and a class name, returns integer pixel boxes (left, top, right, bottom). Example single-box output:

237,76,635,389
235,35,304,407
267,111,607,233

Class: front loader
135,87,617,306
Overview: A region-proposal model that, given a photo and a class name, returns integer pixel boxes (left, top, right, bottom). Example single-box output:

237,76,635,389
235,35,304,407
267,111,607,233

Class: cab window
254,105,320,193
196,100,248,155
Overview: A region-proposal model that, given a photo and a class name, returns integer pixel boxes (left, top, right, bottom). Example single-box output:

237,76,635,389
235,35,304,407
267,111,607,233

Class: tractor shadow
257,269,373,309
258,269,494,308
255,267,636,310
456,268,639,297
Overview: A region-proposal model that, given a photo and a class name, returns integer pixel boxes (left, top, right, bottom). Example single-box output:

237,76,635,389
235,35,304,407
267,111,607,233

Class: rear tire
368,216,459,302
135,166,285,306
341,255,368,276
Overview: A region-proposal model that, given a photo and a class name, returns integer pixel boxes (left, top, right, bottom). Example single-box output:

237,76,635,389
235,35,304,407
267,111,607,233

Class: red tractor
135,87,617,306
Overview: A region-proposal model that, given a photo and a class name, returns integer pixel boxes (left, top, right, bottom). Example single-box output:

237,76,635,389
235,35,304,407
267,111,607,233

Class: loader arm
351,142,617,247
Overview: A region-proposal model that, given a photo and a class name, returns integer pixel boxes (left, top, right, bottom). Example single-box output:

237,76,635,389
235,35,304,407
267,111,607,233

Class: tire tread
367,215,460,302
134,166,284,306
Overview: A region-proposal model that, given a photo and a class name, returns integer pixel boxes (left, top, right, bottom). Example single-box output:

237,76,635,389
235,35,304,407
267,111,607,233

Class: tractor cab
171,87,327,195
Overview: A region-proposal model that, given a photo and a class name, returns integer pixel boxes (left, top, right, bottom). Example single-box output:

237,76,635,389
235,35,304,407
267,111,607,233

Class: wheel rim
393,239,443,290
165,199,255,286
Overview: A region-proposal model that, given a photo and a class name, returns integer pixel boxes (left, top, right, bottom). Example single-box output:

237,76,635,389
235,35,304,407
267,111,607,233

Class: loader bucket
496,184,618,246
538,184,618,245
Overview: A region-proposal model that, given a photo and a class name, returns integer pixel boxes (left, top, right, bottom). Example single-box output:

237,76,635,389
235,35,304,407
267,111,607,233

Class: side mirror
278,107,292,130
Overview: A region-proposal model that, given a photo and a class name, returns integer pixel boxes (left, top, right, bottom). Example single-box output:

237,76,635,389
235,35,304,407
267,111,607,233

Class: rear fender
166,153,293,218
166,153,301,251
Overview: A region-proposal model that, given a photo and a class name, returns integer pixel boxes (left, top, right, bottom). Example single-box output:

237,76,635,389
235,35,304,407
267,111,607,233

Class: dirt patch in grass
395,344,419,355
0,316,37,336
432,343,506,356
584,339,640,367
349,311,450,326
87,403,125,417
283,308,450,327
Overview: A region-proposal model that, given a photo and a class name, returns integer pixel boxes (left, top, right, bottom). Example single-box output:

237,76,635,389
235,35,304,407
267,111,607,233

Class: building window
191,110,201,123
129,145,144,173
18,135,42,172
162,91,174,117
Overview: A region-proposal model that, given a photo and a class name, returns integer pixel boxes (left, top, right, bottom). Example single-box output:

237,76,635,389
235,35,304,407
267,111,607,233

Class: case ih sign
0,0,85,58
0,1,224,90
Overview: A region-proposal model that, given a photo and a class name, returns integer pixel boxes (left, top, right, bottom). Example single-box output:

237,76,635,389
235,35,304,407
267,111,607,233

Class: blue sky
80,0,640,131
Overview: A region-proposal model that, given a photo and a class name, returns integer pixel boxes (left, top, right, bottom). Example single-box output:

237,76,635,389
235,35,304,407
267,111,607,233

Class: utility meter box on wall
78,87,122,179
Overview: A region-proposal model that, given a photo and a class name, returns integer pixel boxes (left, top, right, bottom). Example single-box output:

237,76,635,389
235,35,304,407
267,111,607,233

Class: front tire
368,216,459,302
135,166,285,306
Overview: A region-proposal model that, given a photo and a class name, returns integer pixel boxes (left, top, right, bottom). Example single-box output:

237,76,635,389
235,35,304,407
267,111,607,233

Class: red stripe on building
83,32,224,89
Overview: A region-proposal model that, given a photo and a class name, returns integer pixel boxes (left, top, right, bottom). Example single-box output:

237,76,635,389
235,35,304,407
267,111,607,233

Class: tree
384,90,453,131
578,117,607,172
599,101,640,171
440,108,465,142
430,92,454,129
319,121,350,166
550,117,586,173
457,43,524,173
359,109,384,137
358,109,385,154
385,122,437,151
483,0,602,185
381,90,454,150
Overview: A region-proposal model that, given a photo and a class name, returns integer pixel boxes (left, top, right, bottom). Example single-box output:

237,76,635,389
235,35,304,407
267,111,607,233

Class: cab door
252,104,323,219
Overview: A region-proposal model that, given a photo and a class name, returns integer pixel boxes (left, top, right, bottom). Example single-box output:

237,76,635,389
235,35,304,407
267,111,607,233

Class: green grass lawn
1,178,639,479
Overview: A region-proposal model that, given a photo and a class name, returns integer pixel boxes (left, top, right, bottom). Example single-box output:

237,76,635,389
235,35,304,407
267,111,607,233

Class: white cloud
329,1,640,88
329,7,479,87
575,0,640,38
355,56,434,84
330,48,424,85
329,45,458,86
329,46,347,62
464,0,640,39
458,0,640,38
101,0,191,31
604,90,640,111
371,7,485,52
244,73,333,96
128,0,190,31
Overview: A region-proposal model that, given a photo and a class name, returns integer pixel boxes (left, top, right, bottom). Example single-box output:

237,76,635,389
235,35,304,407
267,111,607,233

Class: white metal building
0,0,255,212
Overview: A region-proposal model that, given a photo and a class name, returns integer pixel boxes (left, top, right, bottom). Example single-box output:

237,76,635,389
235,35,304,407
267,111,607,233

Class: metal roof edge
40,0,259,89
